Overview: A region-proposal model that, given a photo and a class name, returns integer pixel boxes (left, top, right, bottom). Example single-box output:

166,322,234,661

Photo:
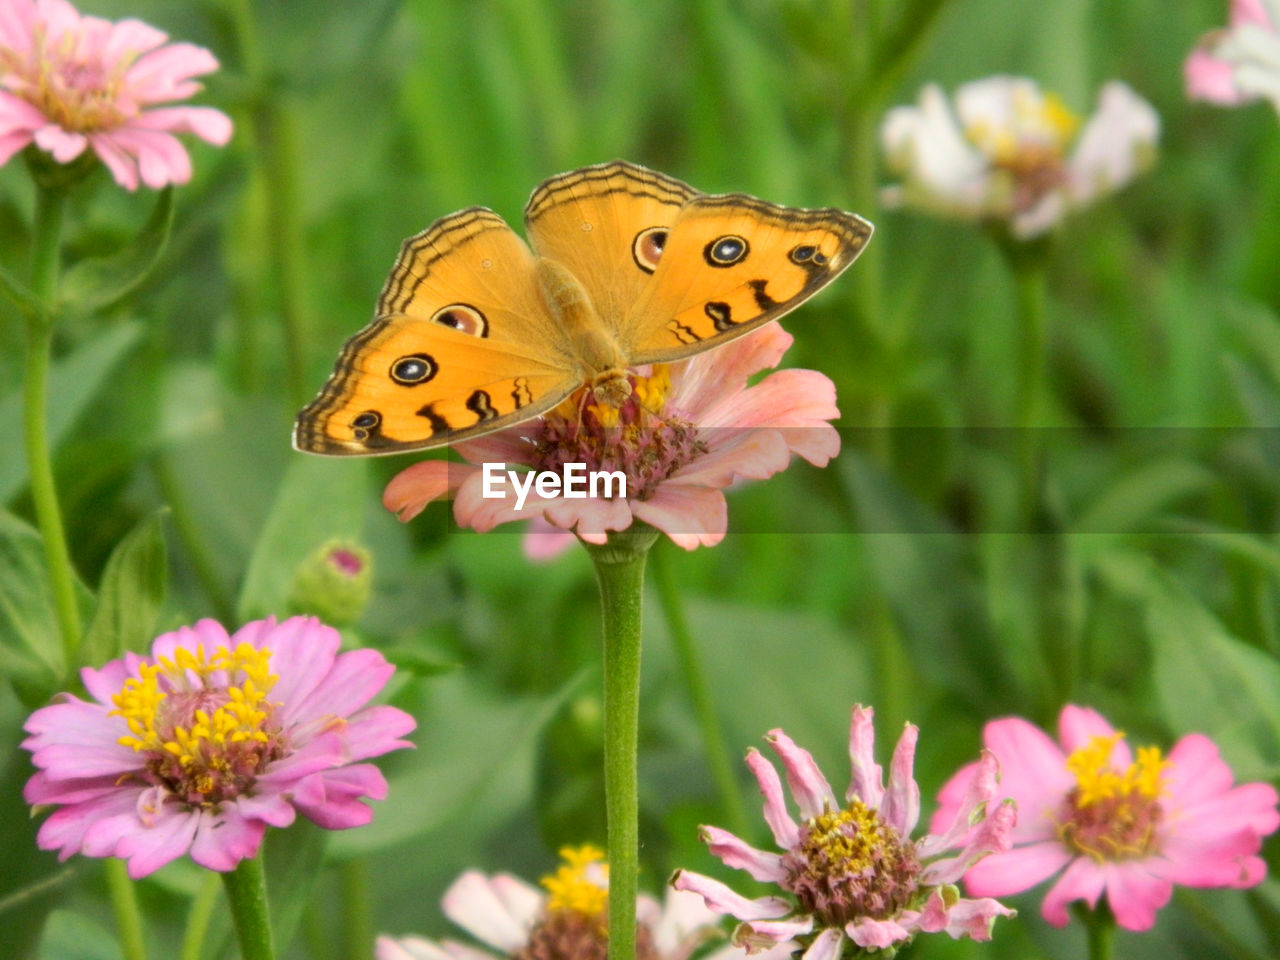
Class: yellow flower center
541,845,608,918
965,88,1081,213
1057,733,1169,861
783,799,921,925
109,643,282,806
0,22,136,132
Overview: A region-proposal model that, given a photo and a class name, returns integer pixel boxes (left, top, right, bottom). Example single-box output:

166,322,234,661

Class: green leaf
80,509,168,668
57,187,174,315
1147,573,1280,780
0,508,66,704
0,261,44,322
0,321,143,504
236,455,370,621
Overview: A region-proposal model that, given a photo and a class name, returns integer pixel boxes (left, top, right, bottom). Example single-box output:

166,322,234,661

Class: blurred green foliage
3,0,1280,958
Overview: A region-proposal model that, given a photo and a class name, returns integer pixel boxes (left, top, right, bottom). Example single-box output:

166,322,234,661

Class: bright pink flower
23,617,415,878
932,705,1280,931
672,706,1016,956
0,0,232,188
1186,1,1280,114
377,845,749,960
383,322,840,550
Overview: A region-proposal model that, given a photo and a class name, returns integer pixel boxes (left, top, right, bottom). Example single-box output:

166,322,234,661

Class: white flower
881,76,1158,238
1186,0,1280,115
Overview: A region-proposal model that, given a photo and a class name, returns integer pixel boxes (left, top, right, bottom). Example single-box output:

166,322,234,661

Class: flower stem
105,859,148,960
1075,901,1116,960
584,527,658,960
338,859,374,960
651,545,747,838
179,872,222,960
24,182,83,668
222,856,276,960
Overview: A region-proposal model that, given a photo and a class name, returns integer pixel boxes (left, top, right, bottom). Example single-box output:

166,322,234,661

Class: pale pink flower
383,322,840,550
882,76,1159,238
672,706,1016,957
932,704,1280,932
377,845,752,960
0,0,232,189
1187,0,1280,114
23,617,415,878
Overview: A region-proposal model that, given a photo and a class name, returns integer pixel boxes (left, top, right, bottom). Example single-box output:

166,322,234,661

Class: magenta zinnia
671,706,1016,957
23,616,415,878
932,704,1280,931
0,0,232,188
378,845,738,960
383,322,840,550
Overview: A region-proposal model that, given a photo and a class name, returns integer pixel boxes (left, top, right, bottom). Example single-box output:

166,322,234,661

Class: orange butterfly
293,161,871,455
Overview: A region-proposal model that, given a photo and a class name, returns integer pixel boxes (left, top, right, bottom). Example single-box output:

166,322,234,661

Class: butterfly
293,160,872,455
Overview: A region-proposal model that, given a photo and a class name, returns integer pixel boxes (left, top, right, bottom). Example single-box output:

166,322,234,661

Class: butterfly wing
294,208,583,455
620,194,873,364
523,160,698,327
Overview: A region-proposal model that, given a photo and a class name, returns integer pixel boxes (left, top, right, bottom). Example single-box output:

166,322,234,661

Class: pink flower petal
1040,855,1106,927
628,484,728,549
847,705,884,809
112,802,200,878
442,870,537,951
880,722,920,835
847,916,911,949
285,647,395,727
799,926,844,960
963,840,1073,897
1103,860,1172,932
746,747,800,849
979,716,1074,840
765,729,836,820
701,825,787,881
670,870,792,921
134,105,233,145
189,802,266,872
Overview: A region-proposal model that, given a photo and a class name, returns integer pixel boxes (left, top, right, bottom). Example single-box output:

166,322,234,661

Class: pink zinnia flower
0,0,232,189
383,322,840,550
23,616,415,878
1186,1,1280,114
377,845,745,960
672,706,1016,957
932,704,1280,931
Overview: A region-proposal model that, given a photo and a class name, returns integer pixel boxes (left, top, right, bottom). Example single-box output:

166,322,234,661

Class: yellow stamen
541,845,608,918
1065,733,1168,808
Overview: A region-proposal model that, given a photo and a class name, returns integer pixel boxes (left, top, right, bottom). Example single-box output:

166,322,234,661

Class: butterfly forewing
524,160,698,330
621,195,872,364
293,208,582,454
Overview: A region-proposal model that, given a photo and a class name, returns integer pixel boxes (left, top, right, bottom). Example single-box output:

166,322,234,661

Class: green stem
105,859,149,960
222,857,276,960
996,235,1050,527
179,873,222,960
24,182,83,668
651,545,747,838
339,860,374,960
1074,901,1116,960
584,527,658,960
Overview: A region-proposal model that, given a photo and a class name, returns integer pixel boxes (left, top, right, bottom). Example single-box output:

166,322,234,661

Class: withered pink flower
932,705,1280,931
24,617,415,878
672,706,1016,957
383,322,840,550
0,0,232,188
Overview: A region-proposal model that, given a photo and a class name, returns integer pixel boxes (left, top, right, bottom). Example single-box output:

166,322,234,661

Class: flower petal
766,729,836,820
670,869,792,921
700,825,787,882
746,747,800,849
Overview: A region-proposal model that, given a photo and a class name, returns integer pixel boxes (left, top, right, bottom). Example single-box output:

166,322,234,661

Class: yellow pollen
588,403,621,428
109,643,278,771
966,87,1080,166
804,800,893,873
540,845,608,918
632,365,672,413
1065,733,1168,808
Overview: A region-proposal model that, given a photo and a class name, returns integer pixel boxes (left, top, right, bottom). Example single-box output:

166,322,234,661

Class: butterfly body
294,161,872,455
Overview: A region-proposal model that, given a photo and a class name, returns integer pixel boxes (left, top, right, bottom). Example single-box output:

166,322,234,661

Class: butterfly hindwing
622,195,872,364
293,208,582,454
